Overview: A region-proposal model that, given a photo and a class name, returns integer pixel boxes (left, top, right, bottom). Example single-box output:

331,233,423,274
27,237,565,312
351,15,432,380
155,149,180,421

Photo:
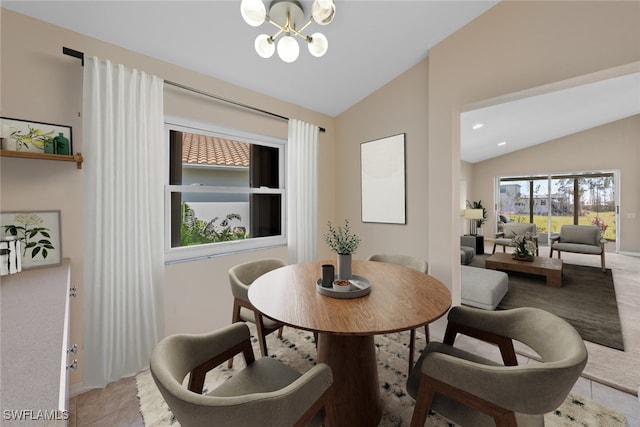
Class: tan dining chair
229,258,286,367
150,322,335,427
406,306,587,427
367,253,429,374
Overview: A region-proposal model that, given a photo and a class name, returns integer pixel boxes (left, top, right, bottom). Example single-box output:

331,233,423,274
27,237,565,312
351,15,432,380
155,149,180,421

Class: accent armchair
406,306,587,427
229,258,286,366
150,322,335,427
550,225,607,272
367,253,429,374
492,222,539,255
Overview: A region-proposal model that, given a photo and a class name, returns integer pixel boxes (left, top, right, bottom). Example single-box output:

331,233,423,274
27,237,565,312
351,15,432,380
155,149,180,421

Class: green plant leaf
31,246,41,258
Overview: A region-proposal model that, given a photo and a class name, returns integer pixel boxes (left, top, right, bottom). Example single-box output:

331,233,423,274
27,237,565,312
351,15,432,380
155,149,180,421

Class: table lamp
464,208,484,235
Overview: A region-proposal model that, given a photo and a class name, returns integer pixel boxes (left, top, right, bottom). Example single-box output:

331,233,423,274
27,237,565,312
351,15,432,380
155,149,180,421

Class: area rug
469,255,624,351
136,326,627,426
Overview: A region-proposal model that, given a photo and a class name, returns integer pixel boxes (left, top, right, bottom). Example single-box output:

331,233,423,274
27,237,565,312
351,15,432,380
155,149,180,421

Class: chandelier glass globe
277,35,300,63
311,0,336,25
308,32,328,57
254,34,275,58
240,0,266,27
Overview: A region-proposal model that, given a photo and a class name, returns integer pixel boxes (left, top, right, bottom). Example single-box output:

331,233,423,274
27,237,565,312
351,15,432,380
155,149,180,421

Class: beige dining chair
406,306,587,427
229,258,286,367
367,253,429,374
150,322,335,427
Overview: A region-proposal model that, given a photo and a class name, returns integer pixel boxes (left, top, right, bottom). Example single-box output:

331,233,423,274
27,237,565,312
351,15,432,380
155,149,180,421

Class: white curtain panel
287,119,319,264
82,57,165,387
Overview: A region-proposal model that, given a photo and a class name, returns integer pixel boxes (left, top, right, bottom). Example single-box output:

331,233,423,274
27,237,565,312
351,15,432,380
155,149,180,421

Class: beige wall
335,59,429,262
471,115,640,253
0,9,336,392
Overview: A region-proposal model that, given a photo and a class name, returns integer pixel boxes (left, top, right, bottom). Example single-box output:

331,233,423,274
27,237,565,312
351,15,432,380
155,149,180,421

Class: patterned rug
136,326,627,426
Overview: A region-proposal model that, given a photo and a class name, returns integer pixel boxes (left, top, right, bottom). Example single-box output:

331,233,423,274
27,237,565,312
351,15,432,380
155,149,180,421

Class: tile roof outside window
182,133,250,167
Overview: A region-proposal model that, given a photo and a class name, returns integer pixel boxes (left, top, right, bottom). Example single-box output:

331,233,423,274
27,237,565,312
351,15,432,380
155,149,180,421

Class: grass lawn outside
505,211,616,241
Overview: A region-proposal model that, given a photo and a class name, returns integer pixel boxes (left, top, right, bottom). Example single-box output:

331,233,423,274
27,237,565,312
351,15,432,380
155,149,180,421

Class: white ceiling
2,0,498,117
4,1,639,162
460,70,640,163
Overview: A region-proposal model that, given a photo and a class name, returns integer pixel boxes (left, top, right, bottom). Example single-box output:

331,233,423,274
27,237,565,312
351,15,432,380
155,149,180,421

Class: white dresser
1,259,75,426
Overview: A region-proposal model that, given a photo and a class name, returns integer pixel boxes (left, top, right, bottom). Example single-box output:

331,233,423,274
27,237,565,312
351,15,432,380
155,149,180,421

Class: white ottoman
461,266,509,310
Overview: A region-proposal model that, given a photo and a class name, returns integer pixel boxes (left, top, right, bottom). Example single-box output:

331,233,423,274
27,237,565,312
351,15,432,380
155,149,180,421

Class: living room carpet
469,254,624,351
136,326,627,426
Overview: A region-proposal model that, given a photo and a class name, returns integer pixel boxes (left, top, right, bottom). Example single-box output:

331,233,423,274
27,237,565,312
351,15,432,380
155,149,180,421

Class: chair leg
254,311,270,357
601,251,606,272
408,328,416,374
492,243,497,254
228,299,242,368
409,375,437,427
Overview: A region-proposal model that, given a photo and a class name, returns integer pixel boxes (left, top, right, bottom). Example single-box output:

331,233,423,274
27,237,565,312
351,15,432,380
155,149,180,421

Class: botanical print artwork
0,211,61,269
1,117,72,154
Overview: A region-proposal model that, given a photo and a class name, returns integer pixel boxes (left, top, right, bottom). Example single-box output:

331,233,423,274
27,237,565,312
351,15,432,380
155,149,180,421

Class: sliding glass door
498,171,617,246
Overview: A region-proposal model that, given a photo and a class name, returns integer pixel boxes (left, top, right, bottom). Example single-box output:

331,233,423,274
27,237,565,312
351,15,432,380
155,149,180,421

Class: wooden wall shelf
0,150,83,169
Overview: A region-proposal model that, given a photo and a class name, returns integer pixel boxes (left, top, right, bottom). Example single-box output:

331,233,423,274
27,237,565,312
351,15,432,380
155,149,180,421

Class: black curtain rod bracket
62,46,325,133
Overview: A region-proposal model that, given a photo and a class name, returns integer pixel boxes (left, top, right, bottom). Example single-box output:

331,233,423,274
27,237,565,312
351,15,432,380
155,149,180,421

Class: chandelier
240,0,336,63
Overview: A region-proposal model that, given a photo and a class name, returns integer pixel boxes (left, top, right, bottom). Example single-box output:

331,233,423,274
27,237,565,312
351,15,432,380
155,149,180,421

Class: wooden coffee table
485,252,563,287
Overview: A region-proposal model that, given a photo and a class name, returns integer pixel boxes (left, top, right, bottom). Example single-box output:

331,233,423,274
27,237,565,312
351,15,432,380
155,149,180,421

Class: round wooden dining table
248,259,452,427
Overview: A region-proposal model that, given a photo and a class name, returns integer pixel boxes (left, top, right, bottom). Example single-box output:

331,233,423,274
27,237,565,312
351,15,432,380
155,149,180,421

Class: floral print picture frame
0,210,62,269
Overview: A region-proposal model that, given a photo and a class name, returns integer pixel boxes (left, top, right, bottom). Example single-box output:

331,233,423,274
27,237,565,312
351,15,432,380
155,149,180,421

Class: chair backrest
502,222,536,239
150,322,333,427
559,225,601,246
229,258,285,301
447,306,588,413
367,253,428,274
150,323,252,425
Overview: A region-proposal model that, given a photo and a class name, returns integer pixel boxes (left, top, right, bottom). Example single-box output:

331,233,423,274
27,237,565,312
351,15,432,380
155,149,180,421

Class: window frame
164,115,287,264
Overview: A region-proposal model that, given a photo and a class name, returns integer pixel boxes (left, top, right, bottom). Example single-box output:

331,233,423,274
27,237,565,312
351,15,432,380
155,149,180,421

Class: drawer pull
69,287,78,298
67,359,78,371
68,344,78,355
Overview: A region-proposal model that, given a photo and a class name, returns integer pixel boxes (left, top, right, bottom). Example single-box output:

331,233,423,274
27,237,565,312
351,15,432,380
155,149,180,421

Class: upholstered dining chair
406,306,587,427
150,322,335,427
229,258,286,367
492,222,539,255
367,253,429,374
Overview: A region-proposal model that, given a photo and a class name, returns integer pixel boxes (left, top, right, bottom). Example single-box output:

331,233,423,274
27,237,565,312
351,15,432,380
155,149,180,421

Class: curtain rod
62,47,326,133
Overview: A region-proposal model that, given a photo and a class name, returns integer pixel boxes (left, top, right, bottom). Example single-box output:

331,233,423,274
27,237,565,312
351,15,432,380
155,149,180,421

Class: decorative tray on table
315,275,371,299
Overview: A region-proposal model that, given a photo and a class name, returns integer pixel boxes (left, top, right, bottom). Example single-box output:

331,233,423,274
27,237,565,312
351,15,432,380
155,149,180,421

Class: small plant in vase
512,232,536,261
324,219,361,279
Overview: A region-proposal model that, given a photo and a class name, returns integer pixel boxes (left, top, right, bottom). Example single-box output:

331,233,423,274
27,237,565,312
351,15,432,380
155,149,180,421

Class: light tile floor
69,246,640,426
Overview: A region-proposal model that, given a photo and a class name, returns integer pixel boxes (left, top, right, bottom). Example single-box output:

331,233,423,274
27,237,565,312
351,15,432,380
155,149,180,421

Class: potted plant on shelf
324,219,361,279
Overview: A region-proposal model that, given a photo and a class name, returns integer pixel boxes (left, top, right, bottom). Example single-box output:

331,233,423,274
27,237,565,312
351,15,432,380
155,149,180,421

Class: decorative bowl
332,279,352,292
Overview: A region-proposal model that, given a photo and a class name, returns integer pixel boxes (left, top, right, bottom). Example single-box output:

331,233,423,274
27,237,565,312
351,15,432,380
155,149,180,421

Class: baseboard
618,250,640,257
69,382,89,398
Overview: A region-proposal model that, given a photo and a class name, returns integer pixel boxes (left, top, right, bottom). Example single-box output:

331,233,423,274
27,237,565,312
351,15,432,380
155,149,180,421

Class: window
164,117,286,263
497,171,617,243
